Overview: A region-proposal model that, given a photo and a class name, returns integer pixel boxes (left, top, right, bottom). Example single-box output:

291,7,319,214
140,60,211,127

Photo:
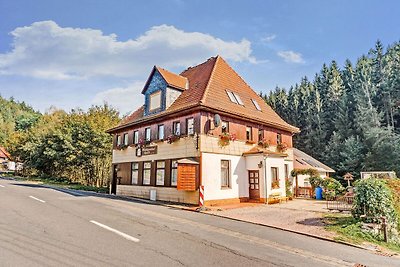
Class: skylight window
233,93,244,105
252,99,262,111
226,90,238,104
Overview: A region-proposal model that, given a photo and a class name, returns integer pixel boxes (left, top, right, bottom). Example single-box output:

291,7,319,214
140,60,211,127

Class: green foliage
291,168,318,177
352,178,398,230
265,41,400,177
309,176,324,188
321,177,345,198
285,178,293,197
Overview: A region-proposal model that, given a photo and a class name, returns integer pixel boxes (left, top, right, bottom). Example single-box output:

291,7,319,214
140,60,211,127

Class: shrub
309,176,324,188
353,178,398,228
322,177,345,198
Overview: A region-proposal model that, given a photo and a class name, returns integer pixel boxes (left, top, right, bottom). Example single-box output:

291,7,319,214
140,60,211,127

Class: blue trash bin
315,186,323,200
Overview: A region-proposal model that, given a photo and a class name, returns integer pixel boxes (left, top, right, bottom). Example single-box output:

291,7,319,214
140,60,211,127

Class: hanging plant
116,144,129,150
135,138,145,148
258,138,270,148
218,132,236,147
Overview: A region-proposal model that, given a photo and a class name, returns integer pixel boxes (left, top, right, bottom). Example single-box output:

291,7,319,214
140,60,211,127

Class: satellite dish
214,114,221,127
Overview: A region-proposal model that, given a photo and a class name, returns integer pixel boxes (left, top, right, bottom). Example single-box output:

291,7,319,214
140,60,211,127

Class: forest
0,97,120,187
262,40,400,178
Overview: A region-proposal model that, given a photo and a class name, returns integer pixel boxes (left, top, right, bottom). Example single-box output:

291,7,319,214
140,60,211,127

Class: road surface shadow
296,217,325,227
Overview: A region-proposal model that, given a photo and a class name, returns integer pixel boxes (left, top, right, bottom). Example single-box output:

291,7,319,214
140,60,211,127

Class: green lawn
324,214,400,254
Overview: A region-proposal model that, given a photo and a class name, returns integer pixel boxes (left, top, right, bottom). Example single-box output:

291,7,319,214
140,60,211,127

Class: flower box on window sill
218,132,237,147
167,134,180,144
153,139,164,143
246,140,256,145
276,143,288,153
116,144,129,150
258,139,270,149
271,181,280,189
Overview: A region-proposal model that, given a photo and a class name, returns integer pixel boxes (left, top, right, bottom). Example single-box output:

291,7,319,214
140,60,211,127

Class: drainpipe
264,156,268,205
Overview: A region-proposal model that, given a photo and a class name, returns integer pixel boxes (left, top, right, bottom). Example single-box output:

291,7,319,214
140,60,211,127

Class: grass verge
3,174,109,194
324,213,400,254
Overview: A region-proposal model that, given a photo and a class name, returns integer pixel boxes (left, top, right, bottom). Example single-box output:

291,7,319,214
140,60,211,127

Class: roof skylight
233,92,244,105
252,99,262,111
226,90,238,104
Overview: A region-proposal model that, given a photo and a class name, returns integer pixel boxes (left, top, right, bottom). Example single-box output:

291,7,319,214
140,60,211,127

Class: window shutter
177,164,197,191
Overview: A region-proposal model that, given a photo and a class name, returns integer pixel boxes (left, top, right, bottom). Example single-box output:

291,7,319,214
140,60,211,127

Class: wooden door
248,170,260,200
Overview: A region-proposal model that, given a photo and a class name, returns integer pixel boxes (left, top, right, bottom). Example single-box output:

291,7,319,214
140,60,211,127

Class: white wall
201,152,247,201
263,156,289,197
165,87,182,109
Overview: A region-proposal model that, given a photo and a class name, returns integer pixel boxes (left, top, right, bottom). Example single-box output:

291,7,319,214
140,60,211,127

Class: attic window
149,91,161,111
251,99,262,111
226,90,244,106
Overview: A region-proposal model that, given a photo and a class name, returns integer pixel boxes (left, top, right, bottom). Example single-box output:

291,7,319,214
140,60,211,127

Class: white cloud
0,21,256,80
261,34,276,43
277,50,305,63
92,82,144,115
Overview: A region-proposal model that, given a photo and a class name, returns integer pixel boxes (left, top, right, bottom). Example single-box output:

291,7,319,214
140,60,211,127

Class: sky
0,0,399,115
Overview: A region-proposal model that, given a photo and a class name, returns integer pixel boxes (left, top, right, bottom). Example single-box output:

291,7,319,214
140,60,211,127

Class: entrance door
110,164,118,194
248,170,260,200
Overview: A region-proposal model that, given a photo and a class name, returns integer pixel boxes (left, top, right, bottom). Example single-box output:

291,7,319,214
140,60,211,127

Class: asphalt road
0,178,398,267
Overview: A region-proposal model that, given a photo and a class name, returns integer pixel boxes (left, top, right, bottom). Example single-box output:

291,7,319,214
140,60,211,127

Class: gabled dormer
142,66,188,116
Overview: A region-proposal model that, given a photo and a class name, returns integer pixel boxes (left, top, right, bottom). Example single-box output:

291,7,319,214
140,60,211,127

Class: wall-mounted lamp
258,161,263,168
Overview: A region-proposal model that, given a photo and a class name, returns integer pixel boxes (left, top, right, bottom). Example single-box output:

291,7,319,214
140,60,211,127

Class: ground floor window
143,161,151,185
132,162,139,184
221,160,230,188
156,161,165,186
171,160,178,186
271,167,279,188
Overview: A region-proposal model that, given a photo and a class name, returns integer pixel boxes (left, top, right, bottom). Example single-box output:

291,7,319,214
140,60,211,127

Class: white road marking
90,220,140,243
29,196,46,203
0,185,5,187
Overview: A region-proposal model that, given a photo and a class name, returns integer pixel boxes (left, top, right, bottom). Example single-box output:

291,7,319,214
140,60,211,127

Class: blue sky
0,0,399,115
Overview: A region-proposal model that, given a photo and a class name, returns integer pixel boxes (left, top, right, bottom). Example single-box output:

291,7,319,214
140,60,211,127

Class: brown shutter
177,164,197,191
138,162,143,185
150,161,156,186
165,159,171,186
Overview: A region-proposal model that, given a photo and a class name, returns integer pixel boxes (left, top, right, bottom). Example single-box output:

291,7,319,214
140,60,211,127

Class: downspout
264,156,268,205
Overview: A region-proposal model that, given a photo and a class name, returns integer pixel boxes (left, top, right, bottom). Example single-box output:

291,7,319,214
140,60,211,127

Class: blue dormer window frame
143,69,168,116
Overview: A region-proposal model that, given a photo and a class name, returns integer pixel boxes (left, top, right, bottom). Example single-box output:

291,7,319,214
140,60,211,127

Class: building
0,146,14,172
107,56,300,206
293,148,335,197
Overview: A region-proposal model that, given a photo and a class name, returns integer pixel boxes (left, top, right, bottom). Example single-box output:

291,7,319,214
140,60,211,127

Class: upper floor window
252,99,262,111
173,121,181,136
258,129,264,142
123,133,129,145
222,121,229,133
133,131,139,144
145,127,151,142
226,90,244,105
187,118,194,135
149,91,161,111
277,133,282,144
116,135,122,146
246,126,252,141
158,124,164,140
132,162,139,185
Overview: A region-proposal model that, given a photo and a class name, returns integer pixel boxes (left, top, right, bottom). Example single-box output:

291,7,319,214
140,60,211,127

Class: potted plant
276,142,288,152
218,132,236,147
285,178,293,200
258,138,270,149
166,134,180,144
117,144,129,150
272,180,280,189
135,138,145,148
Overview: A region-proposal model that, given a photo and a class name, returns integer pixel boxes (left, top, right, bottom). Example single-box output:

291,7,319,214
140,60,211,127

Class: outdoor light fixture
258,161,263,168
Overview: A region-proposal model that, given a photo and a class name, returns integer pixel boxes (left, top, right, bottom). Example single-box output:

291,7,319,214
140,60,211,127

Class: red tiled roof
110,56,299,133
156,67,188,90
0,147,11,159
242,146,287,157
294,148,335,173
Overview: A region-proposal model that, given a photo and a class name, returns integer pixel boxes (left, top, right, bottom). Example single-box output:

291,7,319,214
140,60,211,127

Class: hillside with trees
262,40,400,178
0,97,120,187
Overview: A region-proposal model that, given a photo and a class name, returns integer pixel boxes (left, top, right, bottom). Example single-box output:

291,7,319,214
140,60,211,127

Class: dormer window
149,91,161,111
252,99,261,111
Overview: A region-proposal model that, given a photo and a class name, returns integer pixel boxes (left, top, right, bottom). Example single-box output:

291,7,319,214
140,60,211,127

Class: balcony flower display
258,138,270,149
277,142,288,153
166,134,180,144
218,132,237,147
135,138,145,148
117,144,129,150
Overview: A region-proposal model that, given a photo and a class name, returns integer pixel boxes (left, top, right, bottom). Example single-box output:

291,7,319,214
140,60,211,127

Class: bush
353,178,398,229
309,176,324,188
322,177,345,198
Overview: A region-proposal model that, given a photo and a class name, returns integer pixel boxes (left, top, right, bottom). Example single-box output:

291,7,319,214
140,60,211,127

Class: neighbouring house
293,148,335,197
107,56,300,206
0,146,15,172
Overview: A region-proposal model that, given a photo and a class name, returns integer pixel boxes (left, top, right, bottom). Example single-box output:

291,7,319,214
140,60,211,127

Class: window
116,135,122,146
123,133,129,145
132,163,139,185
171,160,178,186
133,131,139,144
158,125,164,140
246,126,252,141
222,121,229,133
226,90,238,104
277,133,282,144
173,121,181,136
156,161,165,186
143,162,151,185
145,127,151,142
149,91,161,111
221,160,230,188
252,99,262,111
186,118,194,135
258,129,264,142
271,167,279,188
284,164,289,179
232,92,244,105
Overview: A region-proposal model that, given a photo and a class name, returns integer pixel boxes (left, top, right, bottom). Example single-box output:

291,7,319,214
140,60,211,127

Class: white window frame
158,124,164,140
173,121,181,136
149,91,161,111
145,127,151,142
132,162,139,185
123,133,129,145
226,90,238,104
143,162,152,185
232,92,244,105
133,131,139,144
156,161,165,186
171,160,178,186
221,160,230,188
252,99,262,111
187,118,194,135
